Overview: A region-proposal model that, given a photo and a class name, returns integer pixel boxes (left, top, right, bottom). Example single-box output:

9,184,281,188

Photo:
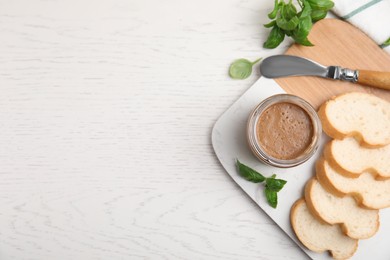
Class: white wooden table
0,1,312,259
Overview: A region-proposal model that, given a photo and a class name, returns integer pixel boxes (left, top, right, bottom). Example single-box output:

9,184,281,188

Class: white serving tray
211,77,390,259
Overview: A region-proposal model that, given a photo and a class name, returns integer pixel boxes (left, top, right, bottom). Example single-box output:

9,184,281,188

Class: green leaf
307,0,334,11
263,26,285,49
264,20,276,28
265,188,278,208
266,177,287,192
276,15,299,31
381,37,390,48
229,58,261,79
236,160,266,183
268,0,280,19
299,0,312,18
284,30,293,37
295,36,314,46
262,0,332,47
292,15,313,46
235,161,287,209
282,2,297,19
311,9,327,22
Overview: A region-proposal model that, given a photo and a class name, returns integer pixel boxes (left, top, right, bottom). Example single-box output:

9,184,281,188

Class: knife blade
260,55,390,91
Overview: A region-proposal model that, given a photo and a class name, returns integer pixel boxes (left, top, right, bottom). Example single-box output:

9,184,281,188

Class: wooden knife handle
358,70,390,90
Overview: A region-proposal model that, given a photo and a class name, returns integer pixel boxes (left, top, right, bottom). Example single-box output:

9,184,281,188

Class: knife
260,55,390,91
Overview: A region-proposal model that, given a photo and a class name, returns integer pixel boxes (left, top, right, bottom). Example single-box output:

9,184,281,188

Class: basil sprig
264,0,334,49
236,160,287,208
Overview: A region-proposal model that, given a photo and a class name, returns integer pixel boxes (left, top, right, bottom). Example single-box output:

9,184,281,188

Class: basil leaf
276,15,299,31
284,30,293,37
229,59,252,79
268,0,280,19
293,36,314,46
282,2,297,19
236,160,266,183
229,58,260,79
292,35,313,46
265,188,278,208
266,177,287,192
311,9,327,22
263,26,285,49
307,0,334,11
299,0,312,18
264,20,276,28
292,15,313,46
382,37,390,48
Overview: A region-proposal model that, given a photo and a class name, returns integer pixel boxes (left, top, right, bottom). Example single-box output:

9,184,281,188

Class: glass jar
247,94,322,168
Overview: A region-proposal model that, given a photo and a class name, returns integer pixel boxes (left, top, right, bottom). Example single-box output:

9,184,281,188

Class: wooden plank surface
0,1,309,259
276,19,390,109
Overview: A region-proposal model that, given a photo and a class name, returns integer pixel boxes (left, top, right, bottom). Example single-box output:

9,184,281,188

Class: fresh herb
236,159,266,182
265,174,287,192
263,0,334,49
228,0,333,80
236,160,287,208
265,189,278,208
263,26,285,49
229,58,262,79
381,37,390,48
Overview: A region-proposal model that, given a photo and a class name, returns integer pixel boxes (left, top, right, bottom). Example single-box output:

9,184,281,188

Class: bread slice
316,158,390,209
291,199,358,259
324,137,390,179
305,178,379,239
318,92,390,147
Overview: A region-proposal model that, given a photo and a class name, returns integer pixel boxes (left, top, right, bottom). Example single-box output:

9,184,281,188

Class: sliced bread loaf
316,158,390,209
324,137,390,179
291,199,358,259
318,92,390,147
305,178,379,239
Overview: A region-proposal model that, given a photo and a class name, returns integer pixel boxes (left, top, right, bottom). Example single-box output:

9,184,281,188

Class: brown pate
256,102,314,160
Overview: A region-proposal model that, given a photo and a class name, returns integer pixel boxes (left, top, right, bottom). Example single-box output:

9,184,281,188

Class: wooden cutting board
275,19,390,109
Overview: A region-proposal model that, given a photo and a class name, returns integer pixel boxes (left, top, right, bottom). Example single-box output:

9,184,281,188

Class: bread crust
318,98,348,140
316,157,346,197
331,244,358,260
318,92,390,148
304,178,330,224
323,141,359,178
